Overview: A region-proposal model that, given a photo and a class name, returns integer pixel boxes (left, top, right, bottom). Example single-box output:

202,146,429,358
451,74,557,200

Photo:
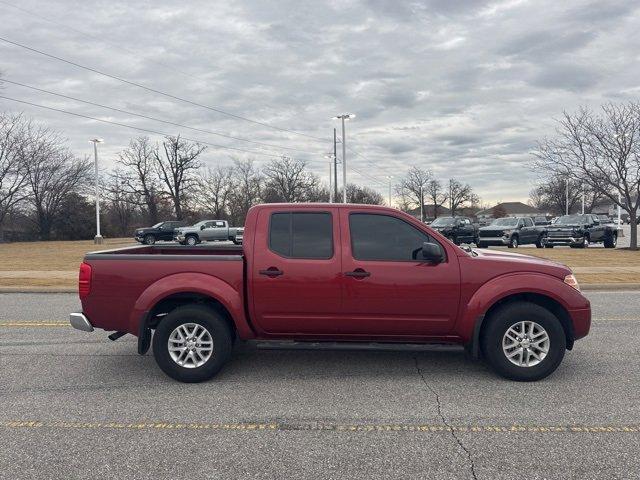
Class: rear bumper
70,312,94,332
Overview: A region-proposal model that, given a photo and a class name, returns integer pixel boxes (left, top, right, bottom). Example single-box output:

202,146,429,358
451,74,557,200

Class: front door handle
259,267,283,277
344,269,370,278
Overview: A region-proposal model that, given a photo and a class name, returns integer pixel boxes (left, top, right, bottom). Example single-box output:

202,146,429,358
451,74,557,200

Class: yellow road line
1,420,638,433
0,321,69,327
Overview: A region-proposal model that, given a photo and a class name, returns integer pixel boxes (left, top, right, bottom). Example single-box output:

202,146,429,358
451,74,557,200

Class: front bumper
546,235,583,246
477,236,509,245
70,312,94,332
134,235,144,243
174,234,186,242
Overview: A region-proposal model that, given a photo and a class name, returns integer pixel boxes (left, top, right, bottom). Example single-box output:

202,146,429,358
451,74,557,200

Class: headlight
564,274,580,291
503,230,512,237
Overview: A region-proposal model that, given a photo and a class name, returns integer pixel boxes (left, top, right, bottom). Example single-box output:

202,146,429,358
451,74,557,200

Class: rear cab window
269,212,333,259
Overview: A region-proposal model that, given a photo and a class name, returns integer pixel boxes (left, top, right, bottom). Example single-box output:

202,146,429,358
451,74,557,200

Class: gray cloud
0,0,639,204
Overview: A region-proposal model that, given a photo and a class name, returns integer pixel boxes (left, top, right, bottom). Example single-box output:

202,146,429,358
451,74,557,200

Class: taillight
79,262,92,298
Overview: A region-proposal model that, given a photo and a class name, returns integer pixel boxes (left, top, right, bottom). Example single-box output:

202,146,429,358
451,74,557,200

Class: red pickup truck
70,203,591,382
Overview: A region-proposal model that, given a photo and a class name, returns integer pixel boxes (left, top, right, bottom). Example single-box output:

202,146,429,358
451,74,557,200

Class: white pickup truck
174,220,243,246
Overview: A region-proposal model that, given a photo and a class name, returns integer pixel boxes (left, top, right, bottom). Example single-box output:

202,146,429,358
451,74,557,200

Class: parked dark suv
134,221,185,245
546,214,617,248
477,217,547,248
429,216,478,245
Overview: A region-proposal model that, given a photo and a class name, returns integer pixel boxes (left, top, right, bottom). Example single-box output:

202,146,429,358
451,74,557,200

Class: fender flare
127,272,254,339
457,273,578,353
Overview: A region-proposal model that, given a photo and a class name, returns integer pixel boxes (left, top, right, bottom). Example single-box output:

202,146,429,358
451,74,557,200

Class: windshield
556,215,586,225
151,222,163,228
431,217,456,226
490,218,518,227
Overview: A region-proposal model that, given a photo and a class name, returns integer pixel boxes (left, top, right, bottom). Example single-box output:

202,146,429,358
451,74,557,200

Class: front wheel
535,235,546,248
152,305,233,383
508,236,519,248
144,234,156,245
481,302,566,381
185,235,198,246
604,234,617,248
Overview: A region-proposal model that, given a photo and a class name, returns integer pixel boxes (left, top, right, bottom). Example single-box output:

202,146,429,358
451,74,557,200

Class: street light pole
581,183,585,214
333,114,355,203
324,154,335,203
89,138,104,244
565,178,569,215
420,185,424,222
386,175,393,207
333,128,338,203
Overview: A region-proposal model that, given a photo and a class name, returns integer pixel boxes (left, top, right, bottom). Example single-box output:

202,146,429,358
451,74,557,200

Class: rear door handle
344,269,370,278
259,267,283,277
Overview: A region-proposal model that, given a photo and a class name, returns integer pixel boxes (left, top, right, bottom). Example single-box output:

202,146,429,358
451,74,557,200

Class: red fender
127,272,255,339
455,272,589,344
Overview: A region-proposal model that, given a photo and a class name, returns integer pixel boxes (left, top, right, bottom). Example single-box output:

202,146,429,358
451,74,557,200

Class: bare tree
22,124,90,239
154,135,205,220
448,178,479,215
262,156,319,203
0,113,29,231
395,167,433,220
106,172,138,236
425,179,448,218
228,158,262,225
339,184,384,205
198,165,234,218
533,103,640,249
529,175,605,216
116,137,162,224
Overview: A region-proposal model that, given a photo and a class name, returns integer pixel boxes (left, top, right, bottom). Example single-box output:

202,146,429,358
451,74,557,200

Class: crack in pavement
414,356,479,480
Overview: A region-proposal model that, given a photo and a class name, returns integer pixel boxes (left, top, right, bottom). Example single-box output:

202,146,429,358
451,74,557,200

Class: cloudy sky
1,0,639,205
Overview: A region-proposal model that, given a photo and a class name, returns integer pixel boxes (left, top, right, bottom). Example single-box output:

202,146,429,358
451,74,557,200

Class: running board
252,340,462,352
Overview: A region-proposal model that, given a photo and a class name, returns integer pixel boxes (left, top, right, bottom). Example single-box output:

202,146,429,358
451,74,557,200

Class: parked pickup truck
70,203,591,383
546,214,617,248
174,220,243,246
429,216,478,245
134,221,185,245
477,217,547,249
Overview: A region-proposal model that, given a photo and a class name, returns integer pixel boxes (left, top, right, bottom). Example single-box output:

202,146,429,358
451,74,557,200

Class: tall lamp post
333,114,355,203
89,138,104,244
386,175,394,207
324,154,335,203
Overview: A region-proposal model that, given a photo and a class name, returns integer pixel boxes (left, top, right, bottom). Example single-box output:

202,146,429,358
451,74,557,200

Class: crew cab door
458,218,475,243
249,208,342,335
339,210,460,336
520,217,537,243
587,215,605,241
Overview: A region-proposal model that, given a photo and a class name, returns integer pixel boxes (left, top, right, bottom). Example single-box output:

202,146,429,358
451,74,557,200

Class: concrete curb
580,283,640,291
0,287,76,293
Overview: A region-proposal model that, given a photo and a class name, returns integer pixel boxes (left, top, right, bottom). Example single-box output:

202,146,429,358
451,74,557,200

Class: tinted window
524,218,534,227
349,213,436,261
269,212,333,259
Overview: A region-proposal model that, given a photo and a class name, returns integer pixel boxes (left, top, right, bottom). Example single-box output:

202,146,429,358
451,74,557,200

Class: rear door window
269,212,333,259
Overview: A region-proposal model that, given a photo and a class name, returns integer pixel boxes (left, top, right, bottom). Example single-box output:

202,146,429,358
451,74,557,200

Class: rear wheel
152,305,233,383
481,302,566,381
144,234,156,245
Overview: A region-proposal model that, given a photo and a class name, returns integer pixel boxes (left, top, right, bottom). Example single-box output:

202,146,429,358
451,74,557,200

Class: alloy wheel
167,323,214,368
502,320,549,367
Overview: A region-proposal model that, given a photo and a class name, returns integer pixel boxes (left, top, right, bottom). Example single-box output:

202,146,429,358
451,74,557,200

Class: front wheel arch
467,291,574,359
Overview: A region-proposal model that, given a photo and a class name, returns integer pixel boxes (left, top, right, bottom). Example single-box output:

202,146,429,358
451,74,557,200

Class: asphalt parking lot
1,291,639,479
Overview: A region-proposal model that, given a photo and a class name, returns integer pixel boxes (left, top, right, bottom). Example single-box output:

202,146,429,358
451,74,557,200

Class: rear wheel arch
147,292,237,339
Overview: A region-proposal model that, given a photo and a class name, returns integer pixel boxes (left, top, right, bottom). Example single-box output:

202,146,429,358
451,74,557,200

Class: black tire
152,305,233,383
144,234,156,245
578,235,589,249
185,235,199,246
508,235,518,248
535,235,545,248
481,302,566,381
604,233,617,249
476,242,487,248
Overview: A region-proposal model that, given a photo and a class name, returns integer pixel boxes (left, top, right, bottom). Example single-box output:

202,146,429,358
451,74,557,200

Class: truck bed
81,244,245,334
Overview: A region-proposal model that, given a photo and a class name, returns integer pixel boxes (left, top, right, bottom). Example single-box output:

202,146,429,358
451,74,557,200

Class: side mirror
200,225,206,231
421,242,445,263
